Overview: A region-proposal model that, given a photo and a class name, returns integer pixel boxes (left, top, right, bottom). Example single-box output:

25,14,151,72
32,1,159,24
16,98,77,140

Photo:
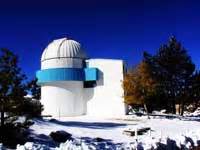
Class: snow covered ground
15,115,200,149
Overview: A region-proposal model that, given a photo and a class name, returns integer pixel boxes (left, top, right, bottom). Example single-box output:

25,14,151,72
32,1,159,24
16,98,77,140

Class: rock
94,137,105,142
49,130,72,143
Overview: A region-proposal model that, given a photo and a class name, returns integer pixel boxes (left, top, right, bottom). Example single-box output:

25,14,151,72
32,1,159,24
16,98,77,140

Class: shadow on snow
48,119,127,129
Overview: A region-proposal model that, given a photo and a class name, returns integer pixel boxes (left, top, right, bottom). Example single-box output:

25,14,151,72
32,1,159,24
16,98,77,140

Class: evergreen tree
28,78,41,100
189,71,200,111
124,37,198,115
23,78,43,117
147,37,195,113
0,48,27,126
0,48,28,144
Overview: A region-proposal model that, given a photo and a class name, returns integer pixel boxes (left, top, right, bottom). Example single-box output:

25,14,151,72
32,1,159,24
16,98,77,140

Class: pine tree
189,71,200,111
124,37,197,115
0,48,27,142
24,78,43,117
149,37,195,113
28,78,41,100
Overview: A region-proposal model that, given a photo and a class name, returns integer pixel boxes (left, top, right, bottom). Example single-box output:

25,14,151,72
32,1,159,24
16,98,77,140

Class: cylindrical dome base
41,81,86,117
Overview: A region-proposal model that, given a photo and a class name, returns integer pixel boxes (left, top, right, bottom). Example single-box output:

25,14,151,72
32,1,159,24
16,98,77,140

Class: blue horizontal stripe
84,68,98,81
36,68,98,83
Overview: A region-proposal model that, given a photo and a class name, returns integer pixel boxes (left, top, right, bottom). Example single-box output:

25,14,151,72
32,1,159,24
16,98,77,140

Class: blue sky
0,0,199,80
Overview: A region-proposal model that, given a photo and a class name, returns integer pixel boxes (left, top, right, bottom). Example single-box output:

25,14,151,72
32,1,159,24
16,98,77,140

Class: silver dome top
41,38,86,61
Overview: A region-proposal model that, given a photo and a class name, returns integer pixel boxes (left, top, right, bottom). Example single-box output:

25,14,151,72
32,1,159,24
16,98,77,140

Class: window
84,81,97,88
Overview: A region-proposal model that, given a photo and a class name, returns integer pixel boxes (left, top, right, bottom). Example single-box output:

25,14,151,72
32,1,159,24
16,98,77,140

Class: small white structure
37,38,126,117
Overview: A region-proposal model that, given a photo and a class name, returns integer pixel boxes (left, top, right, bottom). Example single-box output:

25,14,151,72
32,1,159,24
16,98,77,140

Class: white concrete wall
41,57,126,118
84,59,126,117
41,58,85,117
41,58,84,69
41,81,86,117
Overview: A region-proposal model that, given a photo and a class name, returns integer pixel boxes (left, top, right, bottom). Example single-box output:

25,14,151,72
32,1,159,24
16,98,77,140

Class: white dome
41,38,86,61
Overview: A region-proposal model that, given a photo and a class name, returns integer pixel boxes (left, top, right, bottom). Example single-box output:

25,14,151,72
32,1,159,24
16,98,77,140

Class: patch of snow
184,107,200,117
152,109,166,115
16,142,54,150
14,116,27,124
19,115,200,149
24,94,33,98
0,143,3,150
188,108,200,117
18,131,200,150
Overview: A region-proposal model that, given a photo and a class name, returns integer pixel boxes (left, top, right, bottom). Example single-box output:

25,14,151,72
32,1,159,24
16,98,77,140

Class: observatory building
36,38,126,117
